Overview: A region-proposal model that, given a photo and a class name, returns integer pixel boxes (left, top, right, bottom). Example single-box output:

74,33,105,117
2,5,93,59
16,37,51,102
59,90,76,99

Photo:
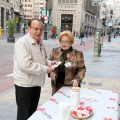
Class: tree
7,19,15,42
8,19,15,37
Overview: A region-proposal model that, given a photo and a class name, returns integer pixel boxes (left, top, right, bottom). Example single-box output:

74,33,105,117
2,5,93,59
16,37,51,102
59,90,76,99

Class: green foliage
52,25,57,30
8,19,15,37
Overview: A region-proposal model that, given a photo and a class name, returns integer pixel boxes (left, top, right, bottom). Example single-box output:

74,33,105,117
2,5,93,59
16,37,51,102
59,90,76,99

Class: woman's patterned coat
49,47,86,95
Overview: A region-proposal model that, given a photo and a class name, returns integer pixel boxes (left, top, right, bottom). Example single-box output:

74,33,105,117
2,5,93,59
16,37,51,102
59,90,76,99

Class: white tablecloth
28,87,119,120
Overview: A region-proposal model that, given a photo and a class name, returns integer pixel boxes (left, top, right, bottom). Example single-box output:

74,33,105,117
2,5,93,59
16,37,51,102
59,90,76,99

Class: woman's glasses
60,40,71,44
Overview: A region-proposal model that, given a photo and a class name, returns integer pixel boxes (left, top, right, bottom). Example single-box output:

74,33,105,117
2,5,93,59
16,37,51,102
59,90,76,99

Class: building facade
0,0,22,34
13,0,23,33
21,0,33,22
113,0,120,25
51,0,98,34
83,0,98,33
52,0,83,33
0,0,11,33
33,0,44,19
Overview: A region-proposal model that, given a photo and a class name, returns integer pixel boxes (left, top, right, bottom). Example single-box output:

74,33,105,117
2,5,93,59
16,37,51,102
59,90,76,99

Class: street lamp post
108,26,111,42
44,0,49,40
22,8,25,34
23,14,25,34
108,10,113,42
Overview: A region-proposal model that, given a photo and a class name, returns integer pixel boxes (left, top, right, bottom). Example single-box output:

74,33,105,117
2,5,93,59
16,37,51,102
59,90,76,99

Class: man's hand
47,66,54,73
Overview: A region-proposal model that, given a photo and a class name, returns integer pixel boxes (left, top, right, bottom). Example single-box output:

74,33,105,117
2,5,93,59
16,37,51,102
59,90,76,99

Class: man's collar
27,33,42,45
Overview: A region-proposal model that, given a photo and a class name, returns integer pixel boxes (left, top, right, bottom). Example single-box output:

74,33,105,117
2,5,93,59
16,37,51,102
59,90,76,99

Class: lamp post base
108,26,111,42
108,32,111,42
44,31,48,40
23,27,25,34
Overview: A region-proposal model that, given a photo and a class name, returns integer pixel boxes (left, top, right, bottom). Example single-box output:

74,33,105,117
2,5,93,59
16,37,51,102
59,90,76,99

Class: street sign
108,20,113,26
41,10,49,17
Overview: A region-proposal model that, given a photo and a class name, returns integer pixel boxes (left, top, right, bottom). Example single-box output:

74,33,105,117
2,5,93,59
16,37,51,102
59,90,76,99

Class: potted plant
51,25,57,39
7,19,15,42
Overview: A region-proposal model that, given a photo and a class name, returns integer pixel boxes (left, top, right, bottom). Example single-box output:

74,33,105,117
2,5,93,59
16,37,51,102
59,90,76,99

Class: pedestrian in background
73,29,76,37
13,18,57,120
23,27,25,34
79,31,85,45
49,31,86,95
85,31,88,38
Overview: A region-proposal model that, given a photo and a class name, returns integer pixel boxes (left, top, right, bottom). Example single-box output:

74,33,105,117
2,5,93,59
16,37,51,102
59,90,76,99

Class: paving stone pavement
0,33,120,120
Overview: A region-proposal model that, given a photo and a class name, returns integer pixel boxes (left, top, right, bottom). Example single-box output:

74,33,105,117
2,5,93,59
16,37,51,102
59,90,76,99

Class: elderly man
13,18,56,120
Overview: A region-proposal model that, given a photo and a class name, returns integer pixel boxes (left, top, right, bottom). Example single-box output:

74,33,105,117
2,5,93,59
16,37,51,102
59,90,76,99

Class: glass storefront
61,14,73,32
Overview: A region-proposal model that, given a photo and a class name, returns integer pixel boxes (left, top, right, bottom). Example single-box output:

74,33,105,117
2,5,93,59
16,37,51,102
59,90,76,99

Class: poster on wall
91,0,101,6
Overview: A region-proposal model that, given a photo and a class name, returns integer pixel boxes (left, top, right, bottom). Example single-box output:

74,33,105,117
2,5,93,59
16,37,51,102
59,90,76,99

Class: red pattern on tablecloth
103,118,112,120
37,108,45,112
112,91,118,93
107,106,115,109
88,88,94,90
109,98,116,101
49,98,56,102
80,102,84,105
58,91,64,94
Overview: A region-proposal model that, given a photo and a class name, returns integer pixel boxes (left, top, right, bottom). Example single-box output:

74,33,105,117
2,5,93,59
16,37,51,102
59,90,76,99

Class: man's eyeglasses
30,26,43,31
60,41,71,44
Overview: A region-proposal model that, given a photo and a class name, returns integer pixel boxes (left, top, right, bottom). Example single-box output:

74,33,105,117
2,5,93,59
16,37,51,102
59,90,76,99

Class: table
28,87,119,120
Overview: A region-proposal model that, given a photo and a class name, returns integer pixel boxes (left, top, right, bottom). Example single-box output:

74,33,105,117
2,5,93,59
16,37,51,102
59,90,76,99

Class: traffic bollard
0,27,2,37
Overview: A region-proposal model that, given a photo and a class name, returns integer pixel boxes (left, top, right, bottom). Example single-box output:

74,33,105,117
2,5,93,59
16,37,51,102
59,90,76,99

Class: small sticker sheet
52,62,61,68
65,62,71,67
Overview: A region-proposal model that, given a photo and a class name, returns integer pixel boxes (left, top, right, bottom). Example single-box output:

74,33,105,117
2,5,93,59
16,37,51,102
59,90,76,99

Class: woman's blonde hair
59,31,74,44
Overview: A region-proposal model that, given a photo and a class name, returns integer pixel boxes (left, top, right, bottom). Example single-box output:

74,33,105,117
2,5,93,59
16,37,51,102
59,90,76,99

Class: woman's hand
71,79,78,87
50,72,57,80
51,61,58,65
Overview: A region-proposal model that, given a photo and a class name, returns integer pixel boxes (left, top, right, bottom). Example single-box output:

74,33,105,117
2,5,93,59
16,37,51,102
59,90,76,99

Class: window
74,0,77,3
61,14,73,32
6,9,9,21
58,0,61,3
62,0,65,3
66,0,69,3
70,0,73,3
40,7,43,9
58,0,78,3
40,3,43,5
15,1,18,8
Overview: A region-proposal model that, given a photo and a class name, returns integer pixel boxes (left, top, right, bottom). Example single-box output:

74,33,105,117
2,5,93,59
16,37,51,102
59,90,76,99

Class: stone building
0,0,11,34
21,0,34,22
51,0,98,35
83,0,98,34
33,0,44,19
0,0,23,34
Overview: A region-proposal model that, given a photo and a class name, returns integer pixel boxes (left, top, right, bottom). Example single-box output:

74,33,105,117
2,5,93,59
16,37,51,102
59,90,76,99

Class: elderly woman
49,31,86,95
